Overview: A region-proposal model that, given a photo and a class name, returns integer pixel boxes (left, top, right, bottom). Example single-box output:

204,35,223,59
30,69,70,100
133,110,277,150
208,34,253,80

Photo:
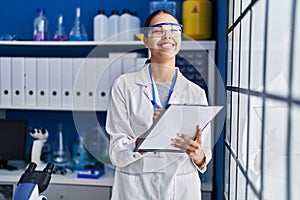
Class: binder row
0,54,147,110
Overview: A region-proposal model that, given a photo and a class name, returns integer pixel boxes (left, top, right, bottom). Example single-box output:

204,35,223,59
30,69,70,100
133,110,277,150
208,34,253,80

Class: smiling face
143,12,182,65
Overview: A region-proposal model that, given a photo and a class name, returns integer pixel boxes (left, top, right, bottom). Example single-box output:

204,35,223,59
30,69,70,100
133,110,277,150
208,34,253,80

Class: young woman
106,10,211,200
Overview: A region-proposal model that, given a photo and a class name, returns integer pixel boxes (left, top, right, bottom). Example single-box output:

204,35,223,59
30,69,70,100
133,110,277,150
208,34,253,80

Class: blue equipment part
14,162,54,200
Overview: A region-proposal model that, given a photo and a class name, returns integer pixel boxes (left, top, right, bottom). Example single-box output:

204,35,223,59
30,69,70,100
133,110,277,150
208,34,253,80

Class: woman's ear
143,36,149,48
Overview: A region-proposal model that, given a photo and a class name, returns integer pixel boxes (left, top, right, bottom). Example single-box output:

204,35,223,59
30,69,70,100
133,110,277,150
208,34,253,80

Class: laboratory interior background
0,0,299,200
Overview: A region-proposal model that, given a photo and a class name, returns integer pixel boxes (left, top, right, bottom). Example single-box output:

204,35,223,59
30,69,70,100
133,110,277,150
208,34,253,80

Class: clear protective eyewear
145,22,183,37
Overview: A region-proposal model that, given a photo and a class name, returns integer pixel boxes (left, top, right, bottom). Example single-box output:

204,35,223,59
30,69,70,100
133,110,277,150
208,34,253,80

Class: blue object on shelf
149,0,177,17
77,168,104,179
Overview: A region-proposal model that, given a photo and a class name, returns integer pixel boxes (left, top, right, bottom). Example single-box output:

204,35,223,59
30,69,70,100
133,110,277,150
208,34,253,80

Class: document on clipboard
134,104,223,152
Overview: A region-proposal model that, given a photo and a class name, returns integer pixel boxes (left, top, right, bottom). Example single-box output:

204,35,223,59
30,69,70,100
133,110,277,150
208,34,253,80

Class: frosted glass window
236,168,246,200
224,0,298,199
265,1,292,97
231,92,239,154
250,0,265,90
238,93,248,169
291,104,300,200
233,0,241,23
229,155,237,200
224,148,230,199
247,184,257,200
246,95,263,188
240,13,250,89
227,32,233,86
226,91,232,142
292,2,300,100
228,0,234,28
262,99,288,200
232,23,240,87
241,0,251,13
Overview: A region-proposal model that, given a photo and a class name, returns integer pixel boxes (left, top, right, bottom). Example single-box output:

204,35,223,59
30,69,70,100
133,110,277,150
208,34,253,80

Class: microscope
30,128,49,170
14,162,54,200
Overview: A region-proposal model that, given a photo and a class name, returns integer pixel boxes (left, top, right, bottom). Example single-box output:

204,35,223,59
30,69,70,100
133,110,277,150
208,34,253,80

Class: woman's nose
162,30,172,39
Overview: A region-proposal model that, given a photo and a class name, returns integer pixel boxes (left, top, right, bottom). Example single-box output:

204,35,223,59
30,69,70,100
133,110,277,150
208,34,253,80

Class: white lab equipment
30,128,49,170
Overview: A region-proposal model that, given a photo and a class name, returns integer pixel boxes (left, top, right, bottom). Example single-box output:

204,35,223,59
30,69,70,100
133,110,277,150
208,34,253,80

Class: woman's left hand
171,125,206,168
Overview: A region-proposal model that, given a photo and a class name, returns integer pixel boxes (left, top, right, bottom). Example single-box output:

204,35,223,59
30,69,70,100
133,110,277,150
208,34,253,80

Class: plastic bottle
119,9,134,41
33,8,49,41
93,10,108,41
69,7,88,41
149,0,177,17
182,0,212,40
108,10,119,41
53,15,68,41
131,11,141,36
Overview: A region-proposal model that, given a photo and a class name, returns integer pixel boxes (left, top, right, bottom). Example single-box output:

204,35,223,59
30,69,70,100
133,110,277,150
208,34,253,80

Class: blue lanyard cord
149,66,177,112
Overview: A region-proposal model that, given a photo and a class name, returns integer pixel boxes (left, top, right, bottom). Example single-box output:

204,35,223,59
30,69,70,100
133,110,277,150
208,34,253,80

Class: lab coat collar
134,64,190,104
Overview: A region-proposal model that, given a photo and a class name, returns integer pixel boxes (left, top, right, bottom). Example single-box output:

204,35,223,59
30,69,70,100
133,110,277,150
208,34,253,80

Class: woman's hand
135,109,163,155
153,108,163,121
171,125,206,169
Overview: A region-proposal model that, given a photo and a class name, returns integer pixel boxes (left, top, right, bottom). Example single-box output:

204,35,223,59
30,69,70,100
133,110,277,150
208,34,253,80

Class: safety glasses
145,22,183,38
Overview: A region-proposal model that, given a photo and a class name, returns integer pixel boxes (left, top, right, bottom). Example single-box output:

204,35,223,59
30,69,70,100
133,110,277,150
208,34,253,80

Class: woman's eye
152,30,163,34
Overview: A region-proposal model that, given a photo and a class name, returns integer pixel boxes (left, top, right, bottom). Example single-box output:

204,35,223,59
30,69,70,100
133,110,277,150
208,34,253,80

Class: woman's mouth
159,43,175,49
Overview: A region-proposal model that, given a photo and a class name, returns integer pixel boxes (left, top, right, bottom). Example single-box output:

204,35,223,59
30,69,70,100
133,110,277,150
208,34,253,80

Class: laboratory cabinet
0,40,216,199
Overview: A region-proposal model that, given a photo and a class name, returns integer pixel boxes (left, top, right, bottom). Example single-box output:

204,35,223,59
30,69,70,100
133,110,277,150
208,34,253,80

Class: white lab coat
106,64,212,200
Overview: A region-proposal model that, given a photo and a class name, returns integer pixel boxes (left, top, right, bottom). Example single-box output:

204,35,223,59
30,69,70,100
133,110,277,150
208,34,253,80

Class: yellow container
182,0,212,40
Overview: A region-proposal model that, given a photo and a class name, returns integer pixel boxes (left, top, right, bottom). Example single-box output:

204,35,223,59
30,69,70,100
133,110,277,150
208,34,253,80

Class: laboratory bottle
53,15,68,41
131,11,141,36
72,134,88,170
93,9,108,41
108,10,119,41
149,0,177,17
182,0,212,40
51,123,71,165
119,9,133,41
33,8,49,41
69,7,88,41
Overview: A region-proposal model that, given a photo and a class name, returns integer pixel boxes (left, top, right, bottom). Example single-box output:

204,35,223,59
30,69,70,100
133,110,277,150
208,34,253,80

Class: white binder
12,57,25,106
122,52,143,73
96,58,110,110
49,58,62,107
84,58,98,109
0,57,12,107
37,58,49,107
135,57,148,71
73,58,85,109
61,58,73,109
24,57,37,107
108,53,123,88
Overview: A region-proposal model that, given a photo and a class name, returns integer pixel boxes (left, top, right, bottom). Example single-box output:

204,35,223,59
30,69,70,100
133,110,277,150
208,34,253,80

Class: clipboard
134,104,223,152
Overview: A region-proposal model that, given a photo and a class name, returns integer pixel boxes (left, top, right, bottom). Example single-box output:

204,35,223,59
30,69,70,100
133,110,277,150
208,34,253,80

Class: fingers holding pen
153,108,163,121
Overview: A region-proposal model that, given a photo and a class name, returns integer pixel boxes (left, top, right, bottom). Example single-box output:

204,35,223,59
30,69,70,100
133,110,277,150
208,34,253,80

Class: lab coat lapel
134,64,153,103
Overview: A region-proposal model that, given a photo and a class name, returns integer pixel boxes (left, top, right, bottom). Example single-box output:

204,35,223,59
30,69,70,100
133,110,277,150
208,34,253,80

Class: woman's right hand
153,108,163,121
135,108,163,154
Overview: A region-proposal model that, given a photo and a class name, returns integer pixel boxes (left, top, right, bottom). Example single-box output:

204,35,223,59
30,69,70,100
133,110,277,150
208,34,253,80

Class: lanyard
148,66,177,112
